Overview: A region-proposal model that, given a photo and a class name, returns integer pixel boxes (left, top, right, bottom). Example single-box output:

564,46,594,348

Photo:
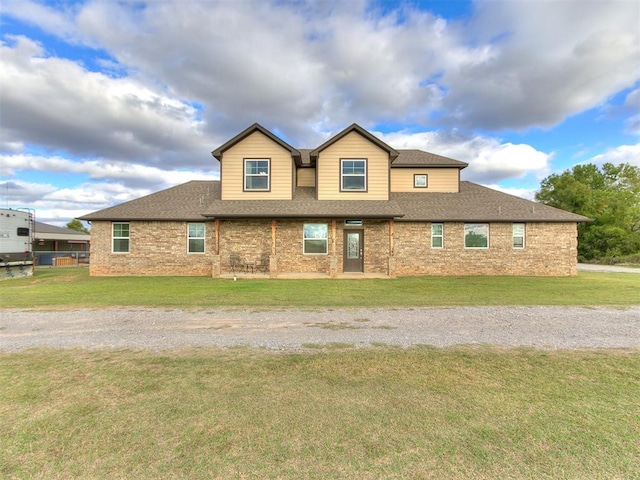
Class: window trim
513,223,525,249
187,222,206,254
244,158,271,192
112,222,130,254
340,158,367,192
414,174,428,188
464,223,489,249
303,223,328,255
431,223,443,249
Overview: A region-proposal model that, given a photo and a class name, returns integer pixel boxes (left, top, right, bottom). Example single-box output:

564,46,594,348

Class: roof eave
211,123,300,161
309,123,399,160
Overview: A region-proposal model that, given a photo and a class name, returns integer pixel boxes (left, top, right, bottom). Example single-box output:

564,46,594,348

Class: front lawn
1,267,638,309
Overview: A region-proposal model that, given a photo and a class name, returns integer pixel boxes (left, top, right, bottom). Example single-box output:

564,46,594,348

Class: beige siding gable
391,168,460,192
297,168,316,187
317,131,389,200
221,131,293,200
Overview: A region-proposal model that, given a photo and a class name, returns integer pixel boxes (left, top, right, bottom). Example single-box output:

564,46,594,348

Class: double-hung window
431,223,443,248
112,222,130,253
303,223,328,254
244,159,270,191
188,223,205,253
464,223,489,249
513,223,525,249
341,159,366,191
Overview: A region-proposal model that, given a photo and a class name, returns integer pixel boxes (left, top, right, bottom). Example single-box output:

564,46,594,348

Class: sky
1,0,639,226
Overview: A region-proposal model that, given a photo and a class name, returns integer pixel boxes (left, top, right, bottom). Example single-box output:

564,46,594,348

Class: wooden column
271,220,277,255
331,220,337,256
389,219,394,256
214,219,220,255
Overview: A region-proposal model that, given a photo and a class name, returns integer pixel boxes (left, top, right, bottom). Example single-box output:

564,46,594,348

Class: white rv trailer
0,208,35,279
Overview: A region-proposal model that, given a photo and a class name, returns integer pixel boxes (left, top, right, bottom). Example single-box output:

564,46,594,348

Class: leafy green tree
536,163,640,261
66,219,90,234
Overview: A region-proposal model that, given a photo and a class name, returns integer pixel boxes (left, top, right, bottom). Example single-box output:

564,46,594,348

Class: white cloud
590,144,640,167
3,0,639,140
445,0,640,130
483,184,537,201
1,0,639,214
0,153,216,190
380,130,551,184
0,35,215,169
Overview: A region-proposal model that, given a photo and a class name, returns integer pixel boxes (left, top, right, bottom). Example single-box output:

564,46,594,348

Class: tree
536,163,640,261
66,219,90,234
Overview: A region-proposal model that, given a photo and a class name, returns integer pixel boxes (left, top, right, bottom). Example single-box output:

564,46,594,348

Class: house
80,123,589,277
33,222,91,266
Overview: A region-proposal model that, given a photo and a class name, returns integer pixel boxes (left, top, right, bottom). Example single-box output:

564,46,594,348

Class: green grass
0,267,638,309
1,347,638,479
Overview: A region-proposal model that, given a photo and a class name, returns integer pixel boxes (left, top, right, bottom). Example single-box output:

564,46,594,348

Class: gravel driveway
2,306,639,351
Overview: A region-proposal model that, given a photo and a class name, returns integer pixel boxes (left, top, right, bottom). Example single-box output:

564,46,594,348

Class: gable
316,130,391,200
220,131,294,200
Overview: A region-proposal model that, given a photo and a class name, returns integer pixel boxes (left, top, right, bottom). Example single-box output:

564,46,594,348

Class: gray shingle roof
393,150,468,168
79,181,220,221
203,187,404,218
80,180,589,223
392,182,590,222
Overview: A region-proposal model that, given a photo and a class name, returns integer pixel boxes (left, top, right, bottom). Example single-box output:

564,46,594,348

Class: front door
343,229,364,272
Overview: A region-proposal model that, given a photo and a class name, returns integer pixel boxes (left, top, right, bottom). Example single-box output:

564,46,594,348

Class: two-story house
80,123,589,277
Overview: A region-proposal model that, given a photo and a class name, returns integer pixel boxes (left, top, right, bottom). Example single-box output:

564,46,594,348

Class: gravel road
2,306,639,351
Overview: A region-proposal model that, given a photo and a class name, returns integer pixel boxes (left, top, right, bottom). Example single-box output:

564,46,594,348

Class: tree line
536,162,640,262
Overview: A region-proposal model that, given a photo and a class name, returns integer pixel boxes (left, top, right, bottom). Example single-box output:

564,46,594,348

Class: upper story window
414,174,428,188
112,222,130,253
244,159,270,191
341,159,367,191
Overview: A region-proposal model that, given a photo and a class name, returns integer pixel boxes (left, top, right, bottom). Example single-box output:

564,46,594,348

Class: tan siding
317,131,389,200
297,168,316,187
220,131,293,200
390,168,460,192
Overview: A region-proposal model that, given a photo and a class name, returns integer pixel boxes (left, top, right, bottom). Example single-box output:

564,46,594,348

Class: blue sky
1,0,639,226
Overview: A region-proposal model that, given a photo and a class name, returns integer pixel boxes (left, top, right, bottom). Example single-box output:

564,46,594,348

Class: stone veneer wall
392,221,578,276
89,221,215,276
218,219,391,275
90,220,578,277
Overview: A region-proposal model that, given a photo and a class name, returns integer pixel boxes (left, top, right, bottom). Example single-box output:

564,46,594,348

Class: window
414,174,428,188
513,223,525,249
341,159,366,191
464,223,489,248
303,223,328,254
17,227,29,236
188,223,205,253
112,222,130,253
431,223,443,248
244,159,270,191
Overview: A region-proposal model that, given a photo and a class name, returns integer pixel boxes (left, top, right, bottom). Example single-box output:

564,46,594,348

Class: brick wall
89,219,579,277
393,221,578,276
89,221,214,276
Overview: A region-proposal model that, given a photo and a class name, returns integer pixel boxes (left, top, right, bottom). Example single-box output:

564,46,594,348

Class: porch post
330,220,338,277
270,220,278,277
388,219,396,278
211,219,221,277
214,219,220,255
